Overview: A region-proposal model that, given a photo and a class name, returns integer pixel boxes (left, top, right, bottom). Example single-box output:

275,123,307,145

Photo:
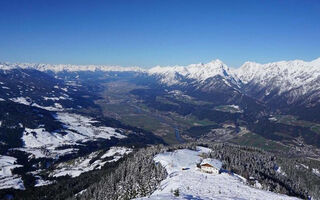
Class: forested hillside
72,143,320,200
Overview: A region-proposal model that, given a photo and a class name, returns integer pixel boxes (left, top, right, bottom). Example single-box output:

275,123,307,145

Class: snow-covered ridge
236,58,320,84
148,59,240,86
149,57,320,102
0,62,144,72
2,57,319,79
236,57,320,97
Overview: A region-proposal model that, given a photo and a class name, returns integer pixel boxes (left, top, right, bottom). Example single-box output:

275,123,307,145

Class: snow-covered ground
56,112,126,141
275,166,287,176
17,112,126,159
268,117,277,121
214,105,243,113
34,175,54,187
312,168,320,177
0,155,25,190
5,101,129,188
134,147,300,200
43,96,71,101
100,146,133,162
10,97,64,111
50,147,132,178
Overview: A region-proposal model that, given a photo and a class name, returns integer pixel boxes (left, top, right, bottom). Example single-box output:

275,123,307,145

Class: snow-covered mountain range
1,57,320,106
148,59,240,87
236,58,320,105
0,62,142,72
149,58,320,95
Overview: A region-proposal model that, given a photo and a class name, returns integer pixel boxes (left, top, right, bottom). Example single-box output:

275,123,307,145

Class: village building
200,158,222,174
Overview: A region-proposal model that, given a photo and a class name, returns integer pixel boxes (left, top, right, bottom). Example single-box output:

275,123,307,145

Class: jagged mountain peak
236,57,320,84
148,59,239,86
188,59,224,67
235,57,320,105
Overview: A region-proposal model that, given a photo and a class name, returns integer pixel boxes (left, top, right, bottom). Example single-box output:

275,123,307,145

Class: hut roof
200,158,222,169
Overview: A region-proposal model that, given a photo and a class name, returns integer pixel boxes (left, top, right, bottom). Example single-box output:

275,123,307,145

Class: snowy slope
0,155,25,190
50,147,132,178
10,97,64,111
17,112,126,159
134,147,300,200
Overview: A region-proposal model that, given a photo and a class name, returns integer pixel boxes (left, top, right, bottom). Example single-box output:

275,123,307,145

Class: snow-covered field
100,146,133,162
50,147,132,178
17,112,126,159
10,97,64,111
135,147,300,200
0,155,25,190
56,112,126,141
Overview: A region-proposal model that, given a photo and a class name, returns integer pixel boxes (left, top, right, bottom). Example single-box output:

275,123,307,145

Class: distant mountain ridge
0,62,143,72
1,57,320,107
148,59,240,87
148,58,320,88
236,58,320,106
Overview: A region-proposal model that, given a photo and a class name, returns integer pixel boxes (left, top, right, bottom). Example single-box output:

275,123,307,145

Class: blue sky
0,0,319,68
